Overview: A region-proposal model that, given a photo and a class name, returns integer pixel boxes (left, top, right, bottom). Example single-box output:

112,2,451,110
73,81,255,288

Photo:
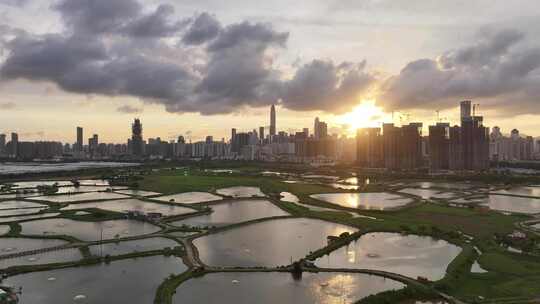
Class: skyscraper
356,128,383,168
131,118,143,157
429,123,450,171
314,117,320,139
314,118,328,139
270,105,276,137
460,100,472,122
76,127,83,152
10,132,18,158
89,134,98,156
0,134,5,155
259,126,265,143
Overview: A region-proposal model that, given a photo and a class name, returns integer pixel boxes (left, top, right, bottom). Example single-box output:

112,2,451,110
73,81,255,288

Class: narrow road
0,242,85,260
180,238,201,268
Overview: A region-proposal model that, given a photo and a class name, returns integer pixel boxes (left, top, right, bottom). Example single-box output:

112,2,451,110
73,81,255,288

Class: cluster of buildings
356,101,492,171
127,105,355,163
427,101,491,171
489,127,537,162
1,101,539,171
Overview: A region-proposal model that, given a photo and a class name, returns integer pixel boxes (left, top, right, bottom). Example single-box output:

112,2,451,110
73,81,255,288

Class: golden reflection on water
347,248,356,264
310,274,357,304
345,194,380,210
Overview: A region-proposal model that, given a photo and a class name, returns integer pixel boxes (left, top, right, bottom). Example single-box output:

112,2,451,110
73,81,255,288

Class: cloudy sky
0,0,539,143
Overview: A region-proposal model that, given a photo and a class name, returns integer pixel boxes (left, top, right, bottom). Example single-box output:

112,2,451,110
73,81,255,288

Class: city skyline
1,101,539,145
2,101,538,165
1,0,540,142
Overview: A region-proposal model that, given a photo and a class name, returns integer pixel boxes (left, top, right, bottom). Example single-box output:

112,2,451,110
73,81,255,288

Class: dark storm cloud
182,12,221,45
1,34,108,82
281,60,375,113
122,4,186,38
0,32,197,100
117,104,142,113
0,5,295,115
208,21,288,51
53,0,142,35
12,1,535,116
381,28,540,114
53,0,185,38
438,29,524,69
188,21,288,114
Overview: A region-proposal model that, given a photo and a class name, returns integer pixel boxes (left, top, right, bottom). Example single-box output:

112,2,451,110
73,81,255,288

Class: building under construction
356,101,490,172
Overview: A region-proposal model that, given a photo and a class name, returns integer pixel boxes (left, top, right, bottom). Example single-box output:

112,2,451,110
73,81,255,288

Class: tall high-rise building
259,127,265,143
131,118,143,157
0,134,5,155
314,118,328,139
270,105,276,136
461,115,489,170
429,100,492,171
356,128,382,168
76,127,83,152
314,117,320,139
10,132,18,157
401,123,423,170
231,128,237,141
382,123,400,169
448,126,464,170
88,134,98,156
429,123,450,171
460,100,472,122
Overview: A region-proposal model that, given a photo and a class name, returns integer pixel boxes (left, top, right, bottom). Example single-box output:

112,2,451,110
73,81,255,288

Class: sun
336,99,391,133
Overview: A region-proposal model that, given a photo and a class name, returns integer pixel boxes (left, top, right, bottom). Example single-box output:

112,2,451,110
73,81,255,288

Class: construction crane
399,112,411,125
473,103,480,116
435,110,448,123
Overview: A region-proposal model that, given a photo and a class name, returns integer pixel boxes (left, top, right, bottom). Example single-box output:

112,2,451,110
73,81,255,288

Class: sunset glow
335,100,392,134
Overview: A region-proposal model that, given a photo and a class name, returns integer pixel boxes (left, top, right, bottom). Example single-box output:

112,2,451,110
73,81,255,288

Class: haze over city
1,0,539,143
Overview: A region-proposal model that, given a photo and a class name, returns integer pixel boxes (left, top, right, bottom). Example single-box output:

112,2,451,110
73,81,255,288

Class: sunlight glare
336,100,392,134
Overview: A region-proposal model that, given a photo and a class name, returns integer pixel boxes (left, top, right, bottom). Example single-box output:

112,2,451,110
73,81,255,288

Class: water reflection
173,272,405,304
216,187,265,198
154,192,222,204
0,213,61,224
31,192,128,203
4,256,186,304
481,195,540,214
88,237,180,256
62,199,196,216
492,187,540,197
398,188,456,200
311,193,412,210
171,199,289,227
0,208,47,217
316,233,462,281
0,238,67,255
280,192,299,203
20,218,161,241
194,218,356,267
1,248,82,269
0,225,9,235
0,201,47,210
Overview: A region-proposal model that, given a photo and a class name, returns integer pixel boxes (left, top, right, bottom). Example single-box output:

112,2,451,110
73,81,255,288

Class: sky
0,0,539,143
